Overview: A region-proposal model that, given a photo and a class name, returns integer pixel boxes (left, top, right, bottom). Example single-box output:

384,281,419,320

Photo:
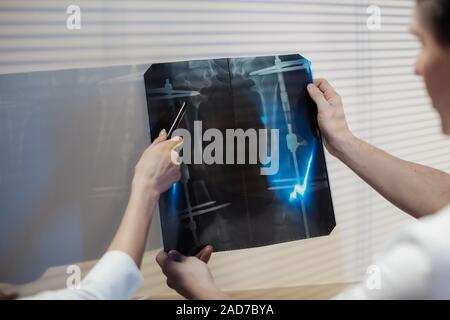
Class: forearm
334,134,450,218
108,180,159,268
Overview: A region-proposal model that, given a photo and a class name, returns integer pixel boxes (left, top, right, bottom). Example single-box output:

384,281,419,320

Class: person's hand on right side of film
307,78,355,157
156,245,231,300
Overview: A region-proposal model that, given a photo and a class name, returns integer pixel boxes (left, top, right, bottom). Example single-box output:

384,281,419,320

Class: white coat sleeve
23,251,144,300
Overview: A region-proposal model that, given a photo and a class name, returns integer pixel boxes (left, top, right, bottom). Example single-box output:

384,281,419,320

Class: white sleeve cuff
23,251,144,300
80,250,144,300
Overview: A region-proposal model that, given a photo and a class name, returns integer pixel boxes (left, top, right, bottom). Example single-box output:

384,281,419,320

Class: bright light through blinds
1,0,449,292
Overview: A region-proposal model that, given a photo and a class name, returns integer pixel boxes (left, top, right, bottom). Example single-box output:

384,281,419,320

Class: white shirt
24,251,143,300
335,205,450,299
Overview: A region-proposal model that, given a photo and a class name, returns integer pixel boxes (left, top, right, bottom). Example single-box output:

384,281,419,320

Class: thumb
196,245,213,264
165,136,184,149
152,129,168,144
168,250,186,262
307,83,328,111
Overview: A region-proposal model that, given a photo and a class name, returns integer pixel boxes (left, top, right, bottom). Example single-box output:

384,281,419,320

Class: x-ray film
144,54,335,255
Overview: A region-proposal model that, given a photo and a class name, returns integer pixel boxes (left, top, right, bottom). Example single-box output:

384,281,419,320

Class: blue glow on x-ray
170,182,179,202
169,182,181,212
260,115,267,125
289,151,314,201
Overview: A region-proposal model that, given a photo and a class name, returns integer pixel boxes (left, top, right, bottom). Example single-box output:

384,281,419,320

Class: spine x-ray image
144,54,336,255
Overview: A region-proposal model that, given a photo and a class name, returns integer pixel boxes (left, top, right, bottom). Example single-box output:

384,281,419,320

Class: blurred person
157,0,450,300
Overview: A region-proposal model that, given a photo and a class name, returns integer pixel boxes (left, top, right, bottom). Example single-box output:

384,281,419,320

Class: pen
168,101,187,138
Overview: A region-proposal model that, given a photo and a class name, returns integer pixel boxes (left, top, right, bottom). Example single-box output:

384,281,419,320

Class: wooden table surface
146,282,352,300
